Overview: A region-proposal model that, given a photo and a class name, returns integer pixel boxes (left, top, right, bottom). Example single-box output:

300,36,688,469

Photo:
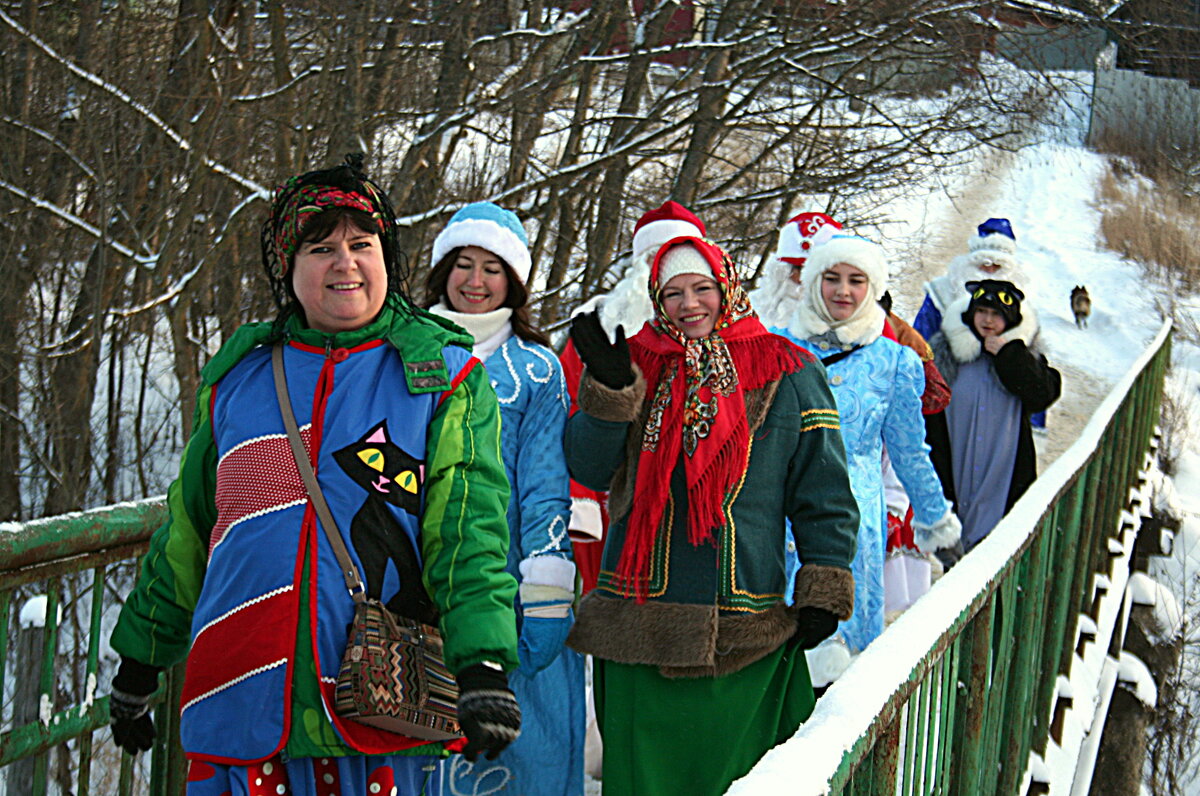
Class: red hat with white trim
632,201,706,263
774,212,842,268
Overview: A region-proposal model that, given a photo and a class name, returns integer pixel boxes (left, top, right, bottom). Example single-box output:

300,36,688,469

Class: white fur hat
801,234,889,300
786,234,888,346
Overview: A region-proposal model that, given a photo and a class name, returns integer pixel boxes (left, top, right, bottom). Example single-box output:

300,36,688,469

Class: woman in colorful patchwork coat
107,157,521,796
773,234,961,686
564,236,860,795
423,202,585,796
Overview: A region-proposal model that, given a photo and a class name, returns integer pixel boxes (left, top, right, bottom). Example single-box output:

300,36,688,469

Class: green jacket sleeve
109,385,218,668
780,366,859,571
420,359,519,674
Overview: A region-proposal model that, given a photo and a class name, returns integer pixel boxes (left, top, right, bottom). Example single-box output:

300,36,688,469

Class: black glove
791,606,839,650
455,662,521,762
109,657,162,756
570,311,634,390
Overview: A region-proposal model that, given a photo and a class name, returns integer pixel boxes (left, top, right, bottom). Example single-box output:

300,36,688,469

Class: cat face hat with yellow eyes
962,279,1024,330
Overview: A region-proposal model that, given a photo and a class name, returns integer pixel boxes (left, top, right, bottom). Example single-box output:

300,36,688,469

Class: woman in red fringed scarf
563,236,860,795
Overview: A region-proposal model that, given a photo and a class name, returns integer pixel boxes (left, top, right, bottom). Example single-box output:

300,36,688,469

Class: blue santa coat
448,334,586,796
774,328,950,653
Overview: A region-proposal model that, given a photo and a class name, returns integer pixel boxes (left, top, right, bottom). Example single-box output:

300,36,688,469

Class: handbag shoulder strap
272,343,366,603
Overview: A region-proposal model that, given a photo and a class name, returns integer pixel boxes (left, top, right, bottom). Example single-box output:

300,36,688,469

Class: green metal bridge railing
0,320,1172,795
0,499,185,794
731,320,1173,795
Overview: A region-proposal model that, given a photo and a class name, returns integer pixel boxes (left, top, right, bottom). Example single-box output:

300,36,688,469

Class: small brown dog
1071,285,1091,329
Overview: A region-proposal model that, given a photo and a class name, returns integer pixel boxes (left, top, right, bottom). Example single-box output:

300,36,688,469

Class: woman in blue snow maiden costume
773,233,961,687
425,202,585,796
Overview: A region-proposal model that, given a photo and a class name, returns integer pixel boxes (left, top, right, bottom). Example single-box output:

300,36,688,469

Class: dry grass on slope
1096,163,1200,293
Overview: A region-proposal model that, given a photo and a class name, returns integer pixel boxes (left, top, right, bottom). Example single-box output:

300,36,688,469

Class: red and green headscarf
263,177,388,280
614,236,814,600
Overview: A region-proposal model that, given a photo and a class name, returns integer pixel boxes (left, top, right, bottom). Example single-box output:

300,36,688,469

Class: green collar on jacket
199,295,473,394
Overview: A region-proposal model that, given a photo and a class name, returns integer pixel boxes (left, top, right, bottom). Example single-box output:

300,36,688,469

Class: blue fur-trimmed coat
445,334,587,796
774,327,951,654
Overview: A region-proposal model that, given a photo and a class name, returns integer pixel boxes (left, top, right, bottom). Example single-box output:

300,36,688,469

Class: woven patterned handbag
333,600,461,739
272,344,462,741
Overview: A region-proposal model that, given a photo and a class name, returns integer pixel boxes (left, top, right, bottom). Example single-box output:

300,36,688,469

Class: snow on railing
729,319,1172,795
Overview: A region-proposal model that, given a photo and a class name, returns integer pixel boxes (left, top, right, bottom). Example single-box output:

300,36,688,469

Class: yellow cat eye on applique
396,471,419,493
357,448,385,472
998,292,1014,305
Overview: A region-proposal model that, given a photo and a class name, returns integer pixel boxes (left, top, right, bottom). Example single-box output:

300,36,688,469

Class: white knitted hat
801,235,888,301
657,243,713,289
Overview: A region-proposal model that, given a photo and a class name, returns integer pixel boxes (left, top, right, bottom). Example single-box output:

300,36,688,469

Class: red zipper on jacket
288,338,385,459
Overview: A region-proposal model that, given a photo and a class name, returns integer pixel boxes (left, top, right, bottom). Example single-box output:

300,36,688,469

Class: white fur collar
786,296,885,347
928,253,1030,314
941,296,1039,364
429,302,513,359
923,275,961,315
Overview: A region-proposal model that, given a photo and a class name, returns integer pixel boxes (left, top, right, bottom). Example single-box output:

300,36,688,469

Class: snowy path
889,137,1159,476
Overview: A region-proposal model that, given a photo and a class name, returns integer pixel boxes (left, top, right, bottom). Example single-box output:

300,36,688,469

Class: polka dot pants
185,753,442,796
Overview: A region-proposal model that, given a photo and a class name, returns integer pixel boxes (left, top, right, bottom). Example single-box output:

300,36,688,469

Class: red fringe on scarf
612,326,814,601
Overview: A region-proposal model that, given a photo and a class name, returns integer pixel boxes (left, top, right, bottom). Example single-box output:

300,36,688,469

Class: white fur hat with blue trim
432,201,532,283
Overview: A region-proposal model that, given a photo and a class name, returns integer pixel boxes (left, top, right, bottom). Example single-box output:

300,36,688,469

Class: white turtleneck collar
429,301,513,361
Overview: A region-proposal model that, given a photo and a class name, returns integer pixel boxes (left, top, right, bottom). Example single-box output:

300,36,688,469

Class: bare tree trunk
672,0,745,204
583,1,676,291
10,620,44,791
504,0,546,194
103,321,124,503
266,0,295,175
325,1,370,162
537,8,616,325
42,242,118,515
394,0,482,228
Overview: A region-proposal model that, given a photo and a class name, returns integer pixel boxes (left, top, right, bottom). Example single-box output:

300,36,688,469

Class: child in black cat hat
928,278,1062,553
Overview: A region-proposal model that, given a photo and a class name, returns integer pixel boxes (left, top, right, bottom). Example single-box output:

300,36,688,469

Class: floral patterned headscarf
263,177,388,279
259,155,409,317
613,236,812,600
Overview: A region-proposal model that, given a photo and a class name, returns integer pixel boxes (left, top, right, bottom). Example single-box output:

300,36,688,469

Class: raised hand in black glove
569,311,634,389
456,662,521,762
109,657,162,756
791,606,839,650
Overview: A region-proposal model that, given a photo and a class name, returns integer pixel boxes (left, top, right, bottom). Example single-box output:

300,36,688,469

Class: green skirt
595,643,816,796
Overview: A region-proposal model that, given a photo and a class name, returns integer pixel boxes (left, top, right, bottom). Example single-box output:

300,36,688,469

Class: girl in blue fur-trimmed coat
774,234,960,686
425,203,585,796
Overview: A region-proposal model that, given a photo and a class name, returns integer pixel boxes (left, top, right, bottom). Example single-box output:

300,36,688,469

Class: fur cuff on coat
566,592,799,678
577,366,646,423
793,564,855,621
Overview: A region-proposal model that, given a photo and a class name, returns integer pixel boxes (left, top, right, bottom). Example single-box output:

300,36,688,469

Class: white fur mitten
913,508,962,555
